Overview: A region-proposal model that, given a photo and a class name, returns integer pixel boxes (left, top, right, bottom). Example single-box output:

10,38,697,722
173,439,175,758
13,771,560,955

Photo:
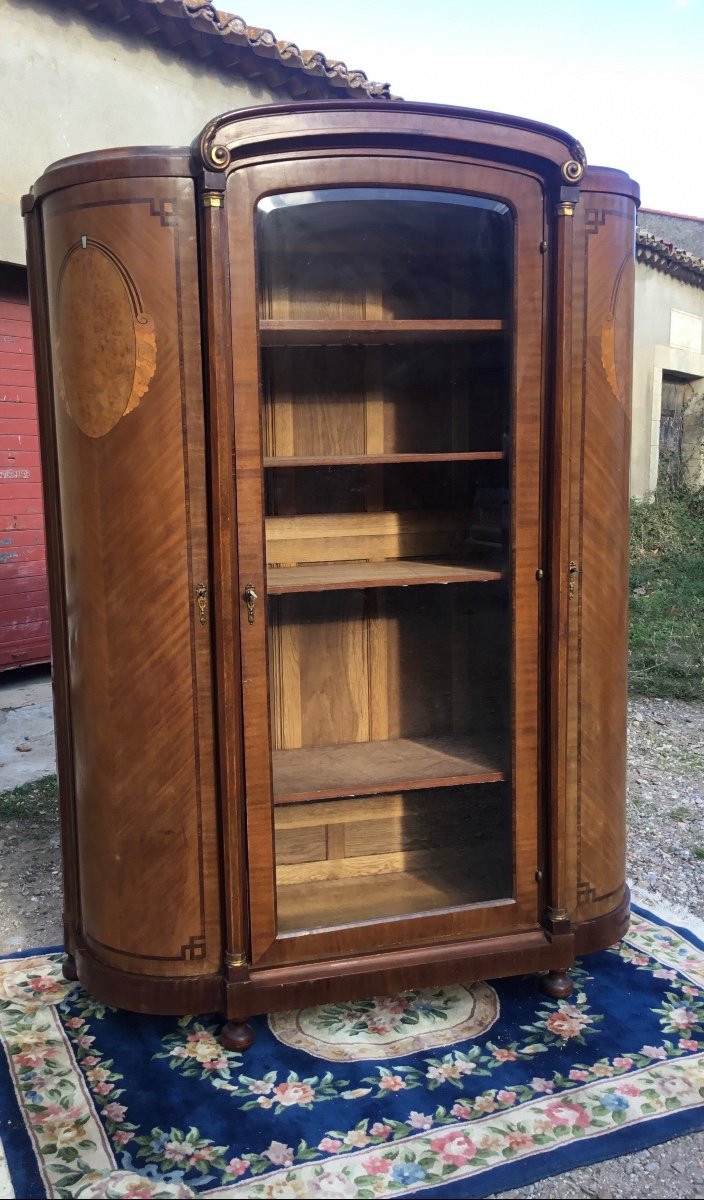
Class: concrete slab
0,667,56,791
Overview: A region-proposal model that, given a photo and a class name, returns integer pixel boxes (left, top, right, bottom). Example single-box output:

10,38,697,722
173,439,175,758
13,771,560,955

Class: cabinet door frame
225,153,546,968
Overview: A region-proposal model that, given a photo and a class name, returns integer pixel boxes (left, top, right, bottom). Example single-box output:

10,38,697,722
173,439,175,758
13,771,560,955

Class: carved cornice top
637,230,704,290
194,99,587,177
51,0,395,101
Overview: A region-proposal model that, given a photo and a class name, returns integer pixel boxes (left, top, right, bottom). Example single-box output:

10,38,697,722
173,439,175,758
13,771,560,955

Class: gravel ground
0,682,702,1198
497,696,704,1200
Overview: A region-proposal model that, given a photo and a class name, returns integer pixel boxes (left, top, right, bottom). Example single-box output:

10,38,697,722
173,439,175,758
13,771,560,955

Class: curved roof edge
637,230,704,291
56,0,396,101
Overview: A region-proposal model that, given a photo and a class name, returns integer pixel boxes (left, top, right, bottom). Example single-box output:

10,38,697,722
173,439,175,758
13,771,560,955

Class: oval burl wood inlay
56,242,156,438
600,249,633,411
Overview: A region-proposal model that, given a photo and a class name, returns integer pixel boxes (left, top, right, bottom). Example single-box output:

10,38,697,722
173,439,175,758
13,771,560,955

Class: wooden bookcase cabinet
24,102,638,1047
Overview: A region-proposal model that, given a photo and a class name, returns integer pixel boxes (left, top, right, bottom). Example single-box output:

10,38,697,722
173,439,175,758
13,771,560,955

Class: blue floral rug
0,903,702,1199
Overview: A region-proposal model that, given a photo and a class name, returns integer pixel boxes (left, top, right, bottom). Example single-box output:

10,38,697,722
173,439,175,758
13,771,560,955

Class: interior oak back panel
262,342,509,458
268,587,508,753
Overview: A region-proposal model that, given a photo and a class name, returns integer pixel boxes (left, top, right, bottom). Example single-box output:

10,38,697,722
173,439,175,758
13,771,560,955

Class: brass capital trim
203,194,223,209
555,201,575,218
226,952,247,968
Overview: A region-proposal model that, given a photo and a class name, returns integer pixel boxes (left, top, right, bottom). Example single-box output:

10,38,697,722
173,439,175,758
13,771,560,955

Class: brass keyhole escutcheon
243,583,258,624
195,583,207,625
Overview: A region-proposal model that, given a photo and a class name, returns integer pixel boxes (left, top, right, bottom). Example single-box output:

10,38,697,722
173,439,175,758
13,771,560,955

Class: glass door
228,159,545,967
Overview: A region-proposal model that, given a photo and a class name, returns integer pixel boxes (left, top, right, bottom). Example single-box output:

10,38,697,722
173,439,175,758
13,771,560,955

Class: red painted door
0,289,50,669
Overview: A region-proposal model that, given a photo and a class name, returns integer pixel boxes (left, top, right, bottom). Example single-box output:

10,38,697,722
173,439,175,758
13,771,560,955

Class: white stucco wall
631,264,704,497
0,0,280,264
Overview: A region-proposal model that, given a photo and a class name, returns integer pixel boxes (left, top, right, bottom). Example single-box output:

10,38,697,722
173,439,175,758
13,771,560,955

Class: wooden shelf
276,845,512,932
267,558,503,593
272,734,507,803
264,451,506,468
260,319,506,346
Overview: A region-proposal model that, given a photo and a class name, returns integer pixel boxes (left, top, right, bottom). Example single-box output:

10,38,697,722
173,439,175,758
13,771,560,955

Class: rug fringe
630,885,704,941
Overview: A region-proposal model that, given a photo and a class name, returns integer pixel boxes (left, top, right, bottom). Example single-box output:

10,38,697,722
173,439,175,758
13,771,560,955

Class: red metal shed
0,267,50,669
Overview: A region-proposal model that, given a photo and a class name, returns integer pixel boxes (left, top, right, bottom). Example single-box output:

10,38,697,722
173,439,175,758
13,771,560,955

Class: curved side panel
75,944,223,1016
41,177,222,979
573,887,631,956
571,170,637,924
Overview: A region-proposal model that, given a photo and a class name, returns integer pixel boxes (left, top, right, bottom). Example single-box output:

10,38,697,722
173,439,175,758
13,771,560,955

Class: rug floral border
0,906,702,1199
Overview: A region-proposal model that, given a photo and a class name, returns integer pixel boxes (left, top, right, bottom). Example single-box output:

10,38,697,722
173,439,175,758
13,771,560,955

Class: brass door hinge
568,561,579,598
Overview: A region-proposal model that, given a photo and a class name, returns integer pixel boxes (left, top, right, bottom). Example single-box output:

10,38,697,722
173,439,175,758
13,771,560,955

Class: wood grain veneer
25,103,637,1029
36,174,222,978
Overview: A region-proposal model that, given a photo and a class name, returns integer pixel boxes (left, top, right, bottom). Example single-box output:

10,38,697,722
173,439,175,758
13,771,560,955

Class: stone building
0,0,390,265
633,211,704,497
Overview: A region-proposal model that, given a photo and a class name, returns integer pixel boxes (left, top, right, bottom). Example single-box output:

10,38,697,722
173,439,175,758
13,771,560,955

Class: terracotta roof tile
63,0,395,100
637,230,704,290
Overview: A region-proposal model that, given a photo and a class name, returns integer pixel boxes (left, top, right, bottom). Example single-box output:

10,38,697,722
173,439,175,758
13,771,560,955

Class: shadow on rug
0,903,702,1199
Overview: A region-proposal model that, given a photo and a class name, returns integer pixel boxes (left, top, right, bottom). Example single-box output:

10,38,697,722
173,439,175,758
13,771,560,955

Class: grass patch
676,750,704,772
629,488,704,700
0,775,58,822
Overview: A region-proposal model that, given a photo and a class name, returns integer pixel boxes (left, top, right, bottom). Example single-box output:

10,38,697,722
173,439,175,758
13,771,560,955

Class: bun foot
540,969,573,999
62,954,78,982
220,1020,254,1052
